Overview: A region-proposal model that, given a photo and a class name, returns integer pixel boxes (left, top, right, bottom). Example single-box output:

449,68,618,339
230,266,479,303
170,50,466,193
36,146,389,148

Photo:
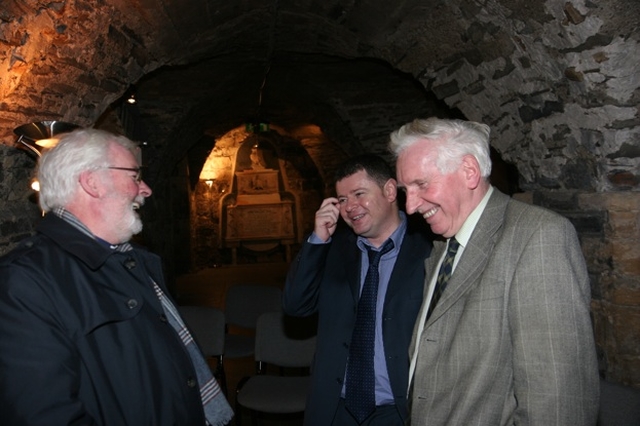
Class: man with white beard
0,129,233,426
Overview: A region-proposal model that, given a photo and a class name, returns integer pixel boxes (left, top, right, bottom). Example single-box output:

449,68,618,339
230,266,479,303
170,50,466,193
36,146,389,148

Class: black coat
283,219,433,426
0,214,206,425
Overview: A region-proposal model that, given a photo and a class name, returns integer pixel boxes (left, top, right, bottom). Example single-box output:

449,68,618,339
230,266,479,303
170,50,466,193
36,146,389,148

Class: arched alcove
190,125,326,268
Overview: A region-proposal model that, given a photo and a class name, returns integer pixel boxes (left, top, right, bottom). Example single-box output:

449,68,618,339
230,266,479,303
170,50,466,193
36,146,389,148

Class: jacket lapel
342,232,362,305
426,190,510,325
385,230,430,302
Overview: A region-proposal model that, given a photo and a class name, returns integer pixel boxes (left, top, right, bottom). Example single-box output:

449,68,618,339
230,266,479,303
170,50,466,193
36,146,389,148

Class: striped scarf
52,208,233,425
151,280,233,426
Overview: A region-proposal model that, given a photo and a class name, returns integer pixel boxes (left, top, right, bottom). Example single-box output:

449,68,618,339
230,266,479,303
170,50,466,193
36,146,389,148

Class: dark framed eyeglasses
106,166,142,183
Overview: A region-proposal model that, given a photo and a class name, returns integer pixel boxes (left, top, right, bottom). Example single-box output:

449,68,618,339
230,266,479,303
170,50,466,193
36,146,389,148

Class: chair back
254,311,317,368
178,305,225,357
225,284,283,330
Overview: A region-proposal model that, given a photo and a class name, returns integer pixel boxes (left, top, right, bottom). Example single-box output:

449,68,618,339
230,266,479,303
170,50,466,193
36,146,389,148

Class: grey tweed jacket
409,189,599,426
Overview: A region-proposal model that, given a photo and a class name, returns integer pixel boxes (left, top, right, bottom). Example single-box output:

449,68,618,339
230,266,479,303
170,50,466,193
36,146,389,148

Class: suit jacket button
160,314,168,323
187,377,197,388
126,299,138,309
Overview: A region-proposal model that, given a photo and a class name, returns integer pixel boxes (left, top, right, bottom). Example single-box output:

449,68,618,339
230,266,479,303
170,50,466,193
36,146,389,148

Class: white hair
389,117,492,178
38,128,138,212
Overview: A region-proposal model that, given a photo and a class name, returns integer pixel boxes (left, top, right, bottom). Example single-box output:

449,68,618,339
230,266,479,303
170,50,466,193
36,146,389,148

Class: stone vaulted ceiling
0,0,638,192
1,0,640,388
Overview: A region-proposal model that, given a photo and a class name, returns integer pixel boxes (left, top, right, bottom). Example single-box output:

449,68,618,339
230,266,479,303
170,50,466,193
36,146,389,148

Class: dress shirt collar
453,185,494,248
356,210,407,256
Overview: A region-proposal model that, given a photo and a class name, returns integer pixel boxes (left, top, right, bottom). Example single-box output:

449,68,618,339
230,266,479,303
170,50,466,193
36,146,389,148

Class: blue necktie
345,239,394,424
427,237,460,319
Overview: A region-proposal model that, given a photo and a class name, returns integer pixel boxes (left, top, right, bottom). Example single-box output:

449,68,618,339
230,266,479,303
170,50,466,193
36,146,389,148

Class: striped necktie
427,237,460,319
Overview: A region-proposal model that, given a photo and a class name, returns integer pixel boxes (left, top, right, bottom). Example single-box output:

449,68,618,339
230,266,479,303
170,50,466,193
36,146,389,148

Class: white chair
224,284,283,361
235,311,317,425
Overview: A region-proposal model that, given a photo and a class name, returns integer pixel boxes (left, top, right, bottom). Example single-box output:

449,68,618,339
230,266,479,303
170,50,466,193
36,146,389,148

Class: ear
78,170,102,198
383,178,398,202
461,155,482,190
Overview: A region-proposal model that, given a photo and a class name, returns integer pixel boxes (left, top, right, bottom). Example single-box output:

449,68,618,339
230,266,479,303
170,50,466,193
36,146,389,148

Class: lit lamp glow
14,120,80,158
35,138,60,149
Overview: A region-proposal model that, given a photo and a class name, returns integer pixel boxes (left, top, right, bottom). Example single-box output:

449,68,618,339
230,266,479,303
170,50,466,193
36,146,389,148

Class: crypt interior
0,0,639,407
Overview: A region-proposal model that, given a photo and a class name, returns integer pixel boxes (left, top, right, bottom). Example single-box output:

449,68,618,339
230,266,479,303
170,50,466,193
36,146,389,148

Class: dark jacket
283,219,432,426
0,214,206,426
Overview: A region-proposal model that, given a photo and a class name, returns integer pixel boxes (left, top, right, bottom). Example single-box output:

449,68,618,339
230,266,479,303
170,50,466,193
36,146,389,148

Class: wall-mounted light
14,120,80,158
127,93,136,104
14,121,80,193
205,179,214,188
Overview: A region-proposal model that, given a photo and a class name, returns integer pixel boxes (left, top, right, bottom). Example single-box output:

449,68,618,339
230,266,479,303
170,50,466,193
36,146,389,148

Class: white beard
113,196,144,243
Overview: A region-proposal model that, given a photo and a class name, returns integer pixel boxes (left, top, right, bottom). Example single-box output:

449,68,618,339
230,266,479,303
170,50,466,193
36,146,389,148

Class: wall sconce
14,120,80,158
205,179,214,188
14,121,80,194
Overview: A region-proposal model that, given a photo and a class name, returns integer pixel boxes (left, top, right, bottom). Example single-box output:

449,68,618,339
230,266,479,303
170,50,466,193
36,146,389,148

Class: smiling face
100,143,152,243
396,139,484,238
335,169,400,247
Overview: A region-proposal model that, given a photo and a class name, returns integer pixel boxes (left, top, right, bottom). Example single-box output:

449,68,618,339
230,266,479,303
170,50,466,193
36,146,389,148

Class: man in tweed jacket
389,117,599,425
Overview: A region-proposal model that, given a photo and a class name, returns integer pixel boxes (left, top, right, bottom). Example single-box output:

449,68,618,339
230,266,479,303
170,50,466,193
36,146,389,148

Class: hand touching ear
314,197,340,242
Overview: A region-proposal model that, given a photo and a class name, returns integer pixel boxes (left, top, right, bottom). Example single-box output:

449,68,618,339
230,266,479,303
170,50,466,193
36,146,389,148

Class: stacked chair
177,305,228,395
235,311,317,425
223,284,284,361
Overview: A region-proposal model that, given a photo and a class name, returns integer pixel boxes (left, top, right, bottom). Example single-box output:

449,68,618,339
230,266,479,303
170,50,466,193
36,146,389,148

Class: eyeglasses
106,166,142,183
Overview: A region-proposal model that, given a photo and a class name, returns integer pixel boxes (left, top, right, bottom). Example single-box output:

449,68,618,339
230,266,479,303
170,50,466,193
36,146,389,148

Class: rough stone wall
582,193,640,385
0,145,41,253
0,0,638,387
379,0,640,192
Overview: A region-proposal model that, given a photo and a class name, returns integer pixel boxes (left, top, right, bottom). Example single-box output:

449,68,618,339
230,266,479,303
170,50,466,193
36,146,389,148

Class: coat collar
37,213,117,271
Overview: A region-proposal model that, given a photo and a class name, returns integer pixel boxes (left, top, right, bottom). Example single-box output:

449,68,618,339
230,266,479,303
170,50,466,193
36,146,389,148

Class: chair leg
234,402,242,426
215,355,227,396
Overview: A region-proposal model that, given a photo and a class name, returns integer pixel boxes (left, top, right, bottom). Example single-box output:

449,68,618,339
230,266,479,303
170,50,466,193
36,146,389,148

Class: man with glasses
0,128,233,425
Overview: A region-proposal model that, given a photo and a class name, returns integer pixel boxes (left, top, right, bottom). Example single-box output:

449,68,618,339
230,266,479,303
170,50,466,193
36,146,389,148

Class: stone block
609,210,640,238
611,241,640,275
567,211,606,235
610,279,640,306
609,305,640,355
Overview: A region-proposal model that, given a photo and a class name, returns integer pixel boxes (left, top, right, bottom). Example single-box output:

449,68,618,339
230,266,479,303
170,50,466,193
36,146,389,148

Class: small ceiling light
127,93,136,104
14,120,80,158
